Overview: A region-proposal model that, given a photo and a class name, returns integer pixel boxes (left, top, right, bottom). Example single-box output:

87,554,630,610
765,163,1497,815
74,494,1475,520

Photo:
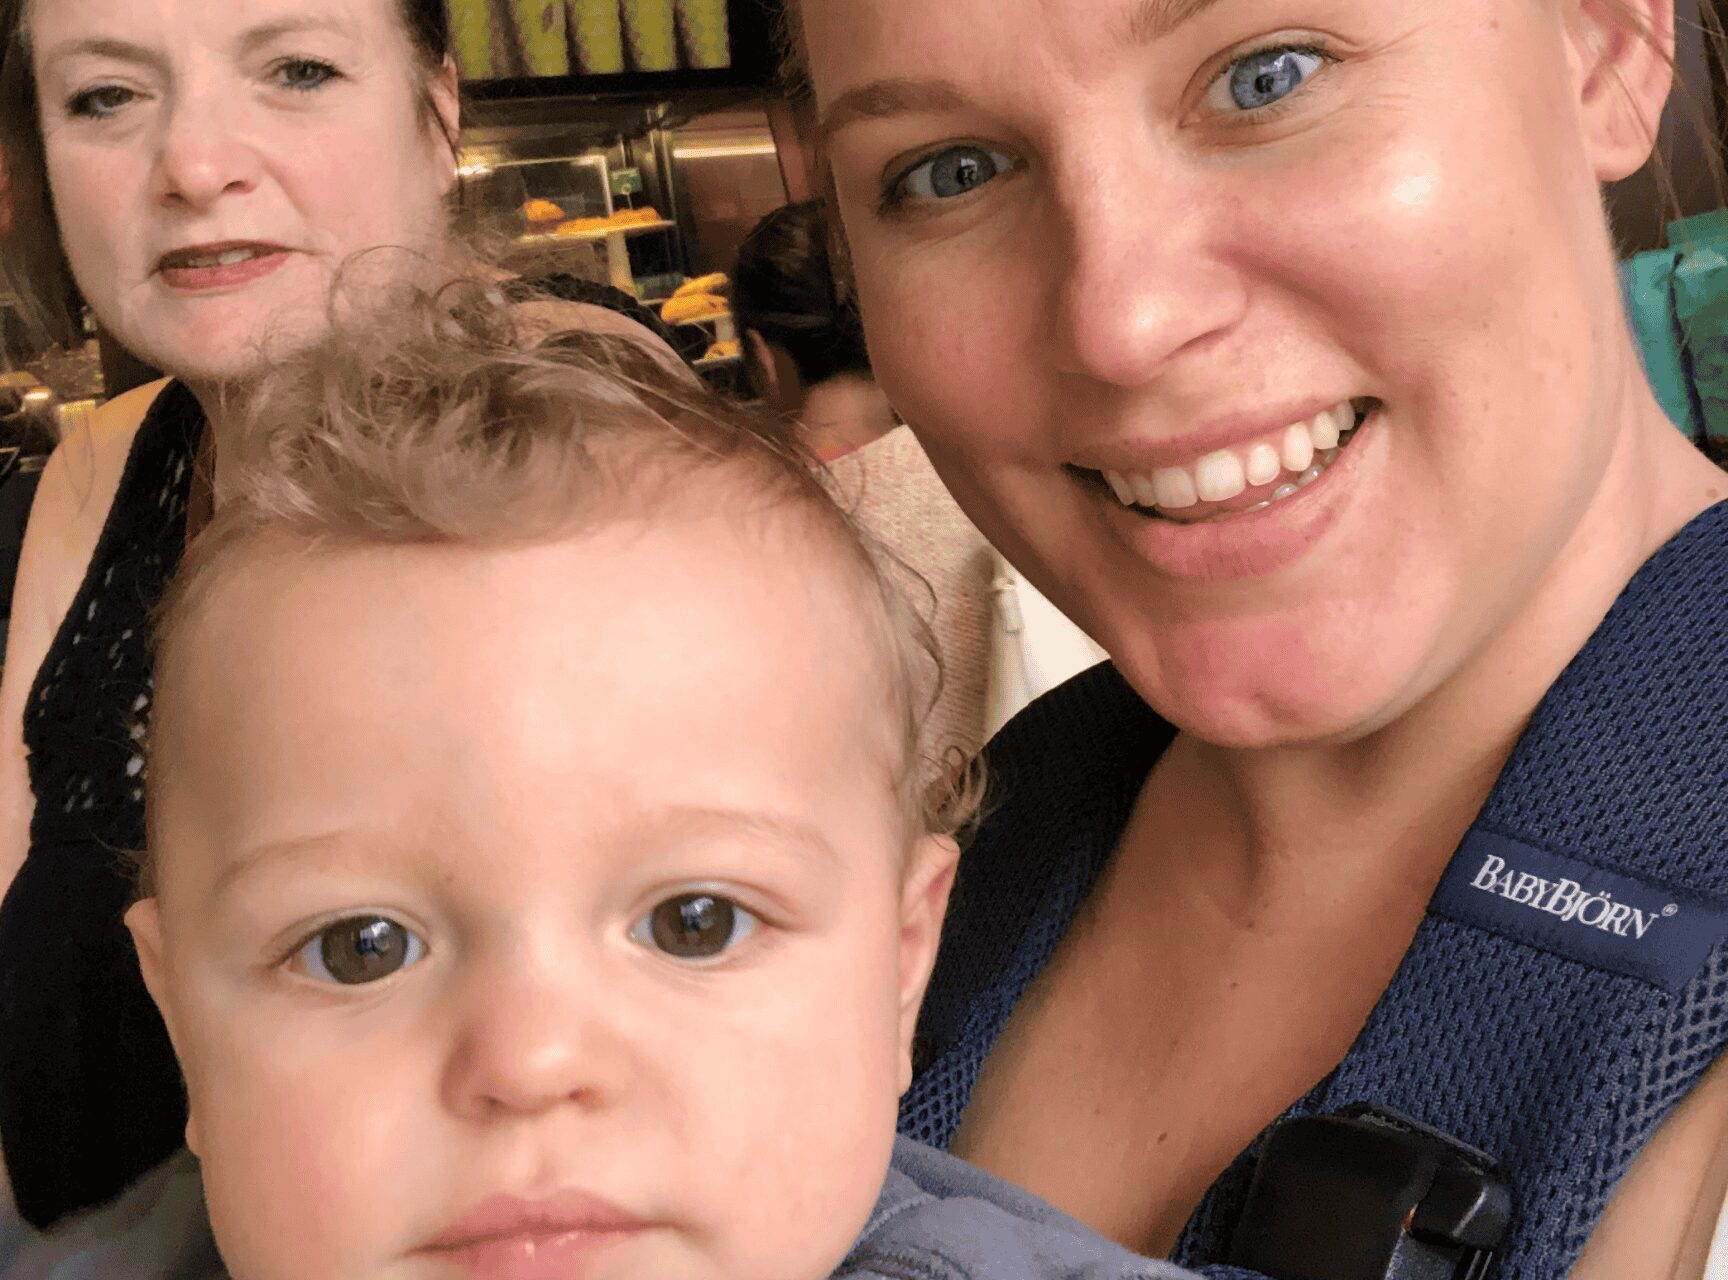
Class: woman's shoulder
33,378,170,570
6,379,173,696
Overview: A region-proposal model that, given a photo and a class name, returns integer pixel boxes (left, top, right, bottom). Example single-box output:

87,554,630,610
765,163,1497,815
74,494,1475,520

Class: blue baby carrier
908,504,1728,1280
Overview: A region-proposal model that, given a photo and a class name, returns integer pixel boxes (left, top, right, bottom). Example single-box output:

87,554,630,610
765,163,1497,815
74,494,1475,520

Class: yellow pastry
673,272,729,299
660,293,728,323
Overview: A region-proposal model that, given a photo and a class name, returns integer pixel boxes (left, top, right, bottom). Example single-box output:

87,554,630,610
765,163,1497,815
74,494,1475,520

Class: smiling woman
0,0,680,1236
786,0,1728,1276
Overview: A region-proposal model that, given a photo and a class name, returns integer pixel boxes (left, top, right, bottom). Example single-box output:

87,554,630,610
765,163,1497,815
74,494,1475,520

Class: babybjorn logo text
1469,854,1679,940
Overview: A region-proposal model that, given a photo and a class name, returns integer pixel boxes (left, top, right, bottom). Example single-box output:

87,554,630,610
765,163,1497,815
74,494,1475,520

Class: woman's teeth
1101,400,1360,522
161,246,275,270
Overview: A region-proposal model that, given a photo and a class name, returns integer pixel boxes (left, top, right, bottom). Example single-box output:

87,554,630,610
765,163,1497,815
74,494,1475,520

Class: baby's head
127,289,969,1280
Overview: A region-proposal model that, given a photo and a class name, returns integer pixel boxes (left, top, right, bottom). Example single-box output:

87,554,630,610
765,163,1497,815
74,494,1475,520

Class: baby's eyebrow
211,828,385,902
651,805,841,865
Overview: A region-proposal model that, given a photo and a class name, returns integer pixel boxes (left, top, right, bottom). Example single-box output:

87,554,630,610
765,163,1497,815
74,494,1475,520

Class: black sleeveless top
0,282,671,1228
0,381,200,1226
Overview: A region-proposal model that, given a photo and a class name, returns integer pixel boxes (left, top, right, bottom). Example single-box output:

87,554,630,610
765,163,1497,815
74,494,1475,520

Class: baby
15,289,1196,1280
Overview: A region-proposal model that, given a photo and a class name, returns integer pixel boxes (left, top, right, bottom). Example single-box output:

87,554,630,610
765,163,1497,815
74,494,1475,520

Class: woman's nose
151,95,262,211
1049,162,1247,388
441,960,633,1121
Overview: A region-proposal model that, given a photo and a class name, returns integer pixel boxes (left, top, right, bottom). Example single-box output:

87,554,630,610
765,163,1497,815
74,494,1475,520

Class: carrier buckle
1225,1103,1512,1280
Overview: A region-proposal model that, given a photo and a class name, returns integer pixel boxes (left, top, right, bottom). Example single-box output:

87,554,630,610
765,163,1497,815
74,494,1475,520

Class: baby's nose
441,961,632,1120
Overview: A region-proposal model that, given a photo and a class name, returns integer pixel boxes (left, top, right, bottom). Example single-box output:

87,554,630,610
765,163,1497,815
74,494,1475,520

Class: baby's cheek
675,936,902,1276
194,1042,420,1278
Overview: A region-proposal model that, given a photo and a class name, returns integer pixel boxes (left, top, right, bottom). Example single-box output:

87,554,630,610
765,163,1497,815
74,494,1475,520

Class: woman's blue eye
896,145,1015,203
631,893,758,962
295,916,426,986
66,85,135,120
276,58,341,92
1209,47,1326,113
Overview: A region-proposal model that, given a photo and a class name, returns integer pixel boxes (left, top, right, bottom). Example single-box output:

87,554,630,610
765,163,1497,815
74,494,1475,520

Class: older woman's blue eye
630,893,758,962
899,146,1014,202
1211,47,1326,113
277,59,341,92
67,85,135,120
296,916,425,985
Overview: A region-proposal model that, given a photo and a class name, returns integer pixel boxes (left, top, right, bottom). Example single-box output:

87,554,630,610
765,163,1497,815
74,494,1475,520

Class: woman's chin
1157,692,1385,750
127,314,330,389
1114,630,1420,750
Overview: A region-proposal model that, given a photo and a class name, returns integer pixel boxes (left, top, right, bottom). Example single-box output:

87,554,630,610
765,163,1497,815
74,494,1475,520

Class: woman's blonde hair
147,280,982,892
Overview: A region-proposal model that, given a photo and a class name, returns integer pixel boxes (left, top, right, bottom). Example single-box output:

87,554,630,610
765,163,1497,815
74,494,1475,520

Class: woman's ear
430,56,463,188
896,835,959,1094
1566,0,1676,182
744,329,783,405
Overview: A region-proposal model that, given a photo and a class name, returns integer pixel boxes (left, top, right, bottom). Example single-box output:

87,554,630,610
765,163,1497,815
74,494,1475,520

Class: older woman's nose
151,97,262,211
1050,166,1247,388
441,958,635,1122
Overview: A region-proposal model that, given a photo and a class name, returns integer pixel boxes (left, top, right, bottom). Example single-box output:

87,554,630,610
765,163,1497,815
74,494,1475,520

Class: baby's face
131,511,952,1280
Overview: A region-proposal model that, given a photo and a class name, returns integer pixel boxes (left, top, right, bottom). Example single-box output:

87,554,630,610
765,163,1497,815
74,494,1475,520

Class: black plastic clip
1224,1103,1513,1280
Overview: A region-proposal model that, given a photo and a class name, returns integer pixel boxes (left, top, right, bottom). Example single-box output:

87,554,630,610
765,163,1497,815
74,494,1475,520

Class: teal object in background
1622,210,1728,445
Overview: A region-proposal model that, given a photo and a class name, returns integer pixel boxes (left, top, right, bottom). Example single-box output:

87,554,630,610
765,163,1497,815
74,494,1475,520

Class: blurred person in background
735,200,1102,759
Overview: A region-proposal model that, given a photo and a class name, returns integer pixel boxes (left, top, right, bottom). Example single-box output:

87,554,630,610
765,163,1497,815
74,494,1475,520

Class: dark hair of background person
731,199,871,390
0,0,459,349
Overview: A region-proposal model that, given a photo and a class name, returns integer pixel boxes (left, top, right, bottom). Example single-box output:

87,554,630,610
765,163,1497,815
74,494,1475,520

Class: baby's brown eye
296,916,425,985
635,894,757,961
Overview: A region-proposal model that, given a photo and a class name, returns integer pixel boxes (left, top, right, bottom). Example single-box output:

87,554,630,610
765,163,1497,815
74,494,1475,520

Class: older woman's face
31,0,456,384
806,0,1652,745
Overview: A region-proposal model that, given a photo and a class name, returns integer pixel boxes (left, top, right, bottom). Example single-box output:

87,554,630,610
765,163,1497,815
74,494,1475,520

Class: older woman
0,0,674,1230
788,0,1728,1277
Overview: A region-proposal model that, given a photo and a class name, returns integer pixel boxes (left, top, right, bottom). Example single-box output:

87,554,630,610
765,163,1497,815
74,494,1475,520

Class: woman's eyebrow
819,78,967,144
37,37,166,76
1125,0,1228,44
236,14,358,55
37,16,356,78
817,0,1227,142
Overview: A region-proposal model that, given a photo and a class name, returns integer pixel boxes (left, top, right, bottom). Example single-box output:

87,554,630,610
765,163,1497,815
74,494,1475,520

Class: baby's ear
125,897,169,1011
896,835,959,1093
124,898,201,1153
1565,0,1676,182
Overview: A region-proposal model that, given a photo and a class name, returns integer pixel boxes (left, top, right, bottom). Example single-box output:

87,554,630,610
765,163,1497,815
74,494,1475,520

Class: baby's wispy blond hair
146,279,979,891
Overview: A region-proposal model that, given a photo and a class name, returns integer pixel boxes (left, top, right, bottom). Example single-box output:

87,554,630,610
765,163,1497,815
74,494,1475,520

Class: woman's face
31,0,457,384
806,0,1656,746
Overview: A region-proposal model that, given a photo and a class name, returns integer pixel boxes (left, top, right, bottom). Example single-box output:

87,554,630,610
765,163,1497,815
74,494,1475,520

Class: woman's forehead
28,0,402,57
796,0,1519,95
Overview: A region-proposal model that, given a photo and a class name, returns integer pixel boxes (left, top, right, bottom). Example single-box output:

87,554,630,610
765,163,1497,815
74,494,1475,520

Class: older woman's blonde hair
145,280,982,891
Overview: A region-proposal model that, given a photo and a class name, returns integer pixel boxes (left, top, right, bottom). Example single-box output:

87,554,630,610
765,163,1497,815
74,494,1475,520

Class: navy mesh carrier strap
1174,500,1728,1278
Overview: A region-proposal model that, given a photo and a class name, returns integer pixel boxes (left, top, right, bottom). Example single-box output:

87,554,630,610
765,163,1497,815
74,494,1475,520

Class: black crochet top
0,380,199,1226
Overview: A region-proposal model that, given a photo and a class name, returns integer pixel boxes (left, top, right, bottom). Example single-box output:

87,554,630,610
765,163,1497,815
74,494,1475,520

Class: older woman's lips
419,1191,650,1280
156,242,290,291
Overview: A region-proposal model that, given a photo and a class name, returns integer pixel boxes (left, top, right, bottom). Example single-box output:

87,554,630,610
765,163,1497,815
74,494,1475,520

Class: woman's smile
1077,397,1375,524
